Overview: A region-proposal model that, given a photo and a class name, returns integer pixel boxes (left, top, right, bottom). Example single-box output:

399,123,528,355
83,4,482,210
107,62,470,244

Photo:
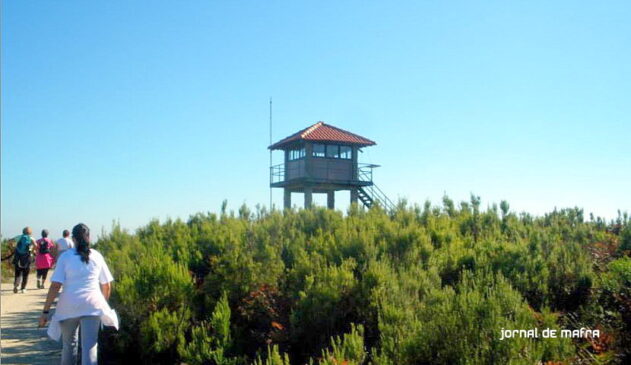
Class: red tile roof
269,122,376,150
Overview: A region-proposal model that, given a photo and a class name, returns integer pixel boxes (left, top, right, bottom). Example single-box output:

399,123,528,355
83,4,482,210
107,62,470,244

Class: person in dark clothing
10,227,36,293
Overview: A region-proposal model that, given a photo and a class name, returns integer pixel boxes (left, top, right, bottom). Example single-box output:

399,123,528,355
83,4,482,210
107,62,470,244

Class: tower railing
271,162,379,184
271,161,394,211
357,163,395,211
270,163,285,184
358,163,379,183
358,183,396,211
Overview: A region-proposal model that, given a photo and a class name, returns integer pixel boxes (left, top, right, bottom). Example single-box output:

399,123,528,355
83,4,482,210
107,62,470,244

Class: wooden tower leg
284,189,291,209
304,187,313,208
327,191,335,209
350,188,358,205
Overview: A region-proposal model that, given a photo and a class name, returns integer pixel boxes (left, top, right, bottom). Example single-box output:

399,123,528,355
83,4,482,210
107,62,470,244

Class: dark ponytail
72,223,91,264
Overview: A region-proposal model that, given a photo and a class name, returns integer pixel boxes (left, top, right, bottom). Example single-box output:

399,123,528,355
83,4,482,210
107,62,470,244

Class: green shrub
1,238,15,282
376,270,574,364
602,257,631,300
290,259,359,360
619,225,631,253
179,292,239,365
94,200,626,363
110,248,194,362
252,345,290,365
311,324,366,365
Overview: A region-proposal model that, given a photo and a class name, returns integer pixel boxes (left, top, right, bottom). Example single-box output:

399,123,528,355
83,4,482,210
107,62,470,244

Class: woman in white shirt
39,223,118,365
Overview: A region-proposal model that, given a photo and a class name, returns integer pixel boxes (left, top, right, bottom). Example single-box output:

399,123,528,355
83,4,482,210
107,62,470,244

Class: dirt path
1,272,61,364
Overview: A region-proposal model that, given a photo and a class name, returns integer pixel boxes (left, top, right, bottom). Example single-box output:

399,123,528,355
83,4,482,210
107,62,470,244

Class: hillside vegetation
95,197,631,364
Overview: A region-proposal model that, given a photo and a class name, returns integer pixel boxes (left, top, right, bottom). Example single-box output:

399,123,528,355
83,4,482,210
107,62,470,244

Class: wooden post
305,142,313,178
304,187,313,208
350,188,358,205
327,190,335,209
284,189,291,209
351,146,359,183
284,149,289,181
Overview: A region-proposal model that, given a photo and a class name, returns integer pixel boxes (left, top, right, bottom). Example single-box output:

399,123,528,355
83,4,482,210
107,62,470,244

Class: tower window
312,144,325,157
312,144,352,159
289,148,305,160
326,145,339,158
339,146,352,159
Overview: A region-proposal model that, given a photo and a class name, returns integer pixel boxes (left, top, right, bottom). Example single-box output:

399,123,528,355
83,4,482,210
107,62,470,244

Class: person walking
39,223,118,365
35,229,56,289
55,229,74,258
10,227,36,293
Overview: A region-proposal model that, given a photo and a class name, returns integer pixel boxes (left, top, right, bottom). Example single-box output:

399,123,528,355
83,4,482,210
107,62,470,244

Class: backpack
16,235,31,255
13,235,32,268
39,239,50,254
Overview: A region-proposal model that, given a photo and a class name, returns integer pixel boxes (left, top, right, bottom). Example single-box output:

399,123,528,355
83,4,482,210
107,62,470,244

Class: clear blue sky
2,1,630,238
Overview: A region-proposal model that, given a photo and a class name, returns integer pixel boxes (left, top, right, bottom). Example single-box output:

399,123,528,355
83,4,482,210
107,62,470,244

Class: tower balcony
270,162,378,188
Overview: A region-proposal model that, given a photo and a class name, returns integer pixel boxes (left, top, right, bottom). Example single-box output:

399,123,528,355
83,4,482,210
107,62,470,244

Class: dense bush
1,238,15,281
96,199,630,364
374,270,574,364
179,292,240,365
107,248,194,363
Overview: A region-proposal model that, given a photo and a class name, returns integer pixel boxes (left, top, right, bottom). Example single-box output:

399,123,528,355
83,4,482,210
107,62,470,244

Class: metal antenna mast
269,97,273,210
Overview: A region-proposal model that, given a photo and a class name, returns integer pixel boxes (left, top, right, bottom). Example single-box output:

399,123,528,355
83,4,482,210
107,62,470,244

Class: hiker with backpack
39,223,118,365
8,227,36,293
35,229,56,289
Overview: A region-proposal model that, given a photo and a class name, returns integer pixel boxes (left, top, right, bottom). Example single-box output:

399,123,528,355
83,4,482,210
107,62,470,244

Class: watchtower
269,122,393,210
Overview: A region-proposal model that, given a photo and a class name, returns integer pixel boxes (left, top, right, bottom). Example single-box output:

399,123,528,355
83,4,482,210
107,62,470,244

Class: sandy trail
1,272,61,364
